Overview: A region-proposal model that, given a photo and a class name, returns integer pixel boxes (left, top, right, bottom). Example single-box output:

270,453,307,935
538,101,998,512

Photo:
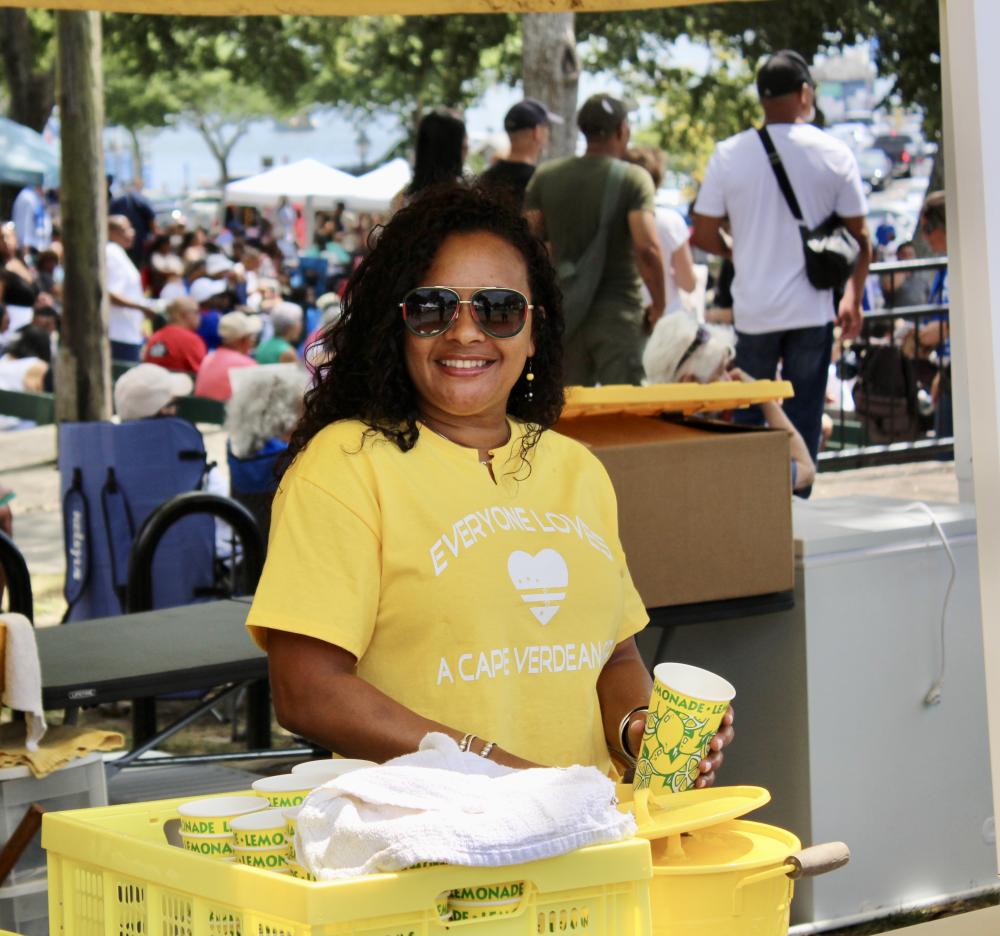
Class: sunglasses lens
472,289,528,337
403,288,457,335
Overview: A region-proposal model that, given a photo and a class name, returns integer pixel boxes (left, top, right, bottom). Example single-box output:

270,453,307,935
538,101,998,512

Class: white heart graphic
507,549,569,625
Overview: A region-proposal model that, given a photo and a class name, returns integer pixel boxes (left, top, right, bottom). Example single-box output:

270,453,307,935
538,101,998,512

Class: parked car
857,148,894,192
828,121,876,153
873,132,922,178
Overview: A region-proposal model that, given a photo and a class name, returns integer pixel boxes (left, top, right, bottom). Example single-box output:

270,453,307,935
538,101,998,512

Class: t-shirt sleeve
836,152,868,218
694,149,727,217
105,248,128,294
659,208,690,255
624,166,656,215
523,171,542,212
246,469,381,659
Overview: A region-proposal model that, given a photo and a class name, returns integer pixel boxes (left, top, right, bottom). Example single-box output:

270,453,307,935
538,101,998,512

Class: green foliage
580,0,942,138
301,15,520,134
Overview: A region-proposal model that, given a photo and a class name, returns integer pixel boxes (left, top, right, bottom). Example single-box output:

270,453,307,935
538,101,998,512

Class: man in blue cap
480,98,563,206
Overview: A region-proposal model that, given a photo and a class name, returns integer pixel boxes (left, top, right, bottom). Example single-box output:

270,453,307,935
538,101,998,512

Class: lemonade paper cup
230,808,289,850
177,796,264,835
448,882,525,921
286,860,317,882
634,662,735,794
251,774,315,808
290,758,376,781
181,833,236,859
234,845,289,872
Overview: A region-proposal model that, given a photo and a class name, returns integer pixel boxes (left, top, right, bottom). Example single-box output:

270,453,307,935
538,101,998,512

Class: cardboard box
555,413,794,608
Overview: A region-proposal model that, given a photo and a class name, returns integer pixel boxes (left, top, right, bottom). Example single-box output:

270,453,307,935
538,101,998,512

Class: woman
226,364,306,540
248,185,732,777
643,313,816,493
0,325,50,392
391,110,468,212
623,146,698,319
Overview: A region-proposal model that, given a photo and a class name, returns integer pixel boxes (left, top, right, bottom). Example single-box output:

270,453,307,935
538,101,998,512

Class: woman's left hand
695,705,735,788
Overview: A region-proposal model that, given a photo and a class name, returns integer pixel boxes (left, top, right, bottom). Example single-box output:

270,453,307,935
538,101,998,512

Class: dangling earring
524,358,535,402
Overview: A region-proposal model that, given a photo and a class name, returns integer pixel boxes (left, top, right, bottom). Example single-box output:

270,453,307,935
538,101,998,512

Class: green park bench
0,388,55,425
176,395,227,425
0,388,224,426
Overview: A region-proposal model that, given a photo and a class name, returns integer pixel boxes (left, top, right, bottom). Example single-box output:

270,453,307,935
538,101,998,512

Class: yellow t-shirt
247,419,648,772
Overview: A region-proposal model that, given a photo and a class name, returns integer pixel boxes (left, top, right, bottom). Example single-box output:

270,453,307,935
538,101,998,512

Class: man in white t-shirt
11,185,52,253
106,215,155,362
692,50,871,478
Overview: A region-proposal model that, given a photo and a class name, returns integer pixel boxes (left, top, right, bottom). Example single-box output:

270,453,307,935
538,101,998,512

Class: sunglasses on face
400,286,536,339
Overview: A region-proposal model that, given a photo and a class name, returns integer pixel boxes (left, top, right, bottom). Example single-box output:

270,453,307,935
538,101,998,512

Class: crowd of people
0,49,950,487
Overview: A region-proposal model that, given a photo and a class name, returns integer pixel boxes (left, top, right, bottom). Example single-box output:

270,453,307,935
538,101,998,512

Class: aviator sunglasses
401,286,537,339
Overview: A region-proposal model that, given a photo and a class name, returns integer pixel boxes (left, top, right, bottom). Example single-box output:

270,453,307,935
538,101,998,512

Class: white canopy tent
223,157,359,209
345,158,411,213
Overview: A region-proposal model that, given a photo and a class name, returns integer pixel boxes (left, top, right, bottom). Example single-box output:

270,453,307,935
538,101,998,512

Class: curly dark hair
283,182,564,473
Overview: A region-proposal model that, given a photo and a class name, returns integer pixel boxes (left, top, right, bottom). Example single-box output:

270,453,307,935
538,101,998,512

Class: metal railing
819,255,951,470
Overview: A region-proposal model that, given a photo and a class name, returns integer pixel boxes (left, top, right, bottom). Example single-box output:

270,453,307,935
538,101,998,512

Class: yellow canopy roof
18,0,750,14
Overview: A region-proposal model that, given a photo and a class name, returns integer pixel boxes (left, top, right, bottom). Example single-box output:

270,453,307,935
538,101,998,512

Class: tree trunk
126,127,144,183
522,13,580,159
0,9,56,133
55,10,110,423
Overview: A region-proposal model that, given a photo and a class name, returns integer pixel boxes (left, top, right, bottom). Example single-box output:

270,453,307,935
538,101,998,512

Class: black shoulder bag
757,127,860,292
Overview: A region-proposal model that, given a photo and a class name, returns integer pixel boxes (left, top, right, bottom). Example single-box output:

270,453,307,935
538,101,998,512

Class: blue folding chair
59,418,215,622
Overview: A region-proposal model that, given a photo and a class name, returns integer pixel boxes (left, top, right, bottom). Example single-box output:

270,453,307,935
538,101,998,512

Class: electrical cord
897,502,957,706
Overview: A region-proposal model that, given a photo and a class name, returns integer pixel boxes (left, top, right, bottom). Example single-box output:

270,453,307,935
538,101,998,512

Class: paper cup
230,808,289,851
251,774,315,808
181,833,235,859
177,796,264,835
286,860,317,882
234,845,289,872
634,662,735,795
282,806,301,848
290,758,377,781
448,882,525,921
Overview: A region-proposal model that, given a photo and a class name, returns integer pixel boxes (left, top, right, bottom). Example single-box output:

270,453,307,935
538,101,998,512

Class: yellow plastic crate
43,793,652,936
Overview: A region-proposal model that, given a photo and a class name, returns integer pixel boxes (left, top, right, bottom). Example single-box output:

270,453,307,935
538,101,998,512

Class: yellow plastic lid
616,785,771,840
650,819,800,873
562,381,793,419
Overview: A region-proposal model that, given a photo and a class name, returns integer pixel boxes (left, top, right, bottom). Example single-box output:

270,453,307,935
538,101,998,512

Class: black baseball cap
503,98,564,133
576,94,634,138
756,50,815,99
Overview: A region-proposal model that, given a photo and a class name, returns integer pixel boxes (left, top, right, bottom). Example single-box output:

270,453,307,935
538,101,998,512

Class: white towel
296,732,636,879
0,613,47,751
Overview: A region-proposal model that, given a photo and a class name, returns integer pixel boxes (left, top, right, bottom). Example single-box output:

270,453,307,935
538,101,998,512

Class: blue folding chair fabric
291,256,329,292
58,418,216,621
227,438,286,542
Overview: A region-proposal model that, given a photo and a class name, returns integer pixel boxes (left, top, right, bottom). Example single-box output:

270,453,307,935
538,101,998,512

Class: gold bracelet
617,706,648,766
479,740,496,760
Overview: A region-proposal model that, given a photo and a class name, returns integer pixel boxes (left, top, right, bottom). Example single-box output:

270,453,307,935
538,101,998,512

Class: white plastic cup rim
177,796,263,819
651,662,735,703
282,805,302,824
180,831,234,840
290,758,377,778
233,844,288,854
251,774,316,795
229,808,288,832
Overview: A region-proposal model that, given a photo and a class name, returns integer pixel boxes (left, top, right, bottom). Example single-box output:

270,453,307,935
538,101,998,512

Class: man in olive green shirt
524,94,665,386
